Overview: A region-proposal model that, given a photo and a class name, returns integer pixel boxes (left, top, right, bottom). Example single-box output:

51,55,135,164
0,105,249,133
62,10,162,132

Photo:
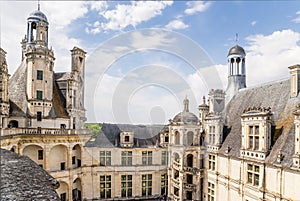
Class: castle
1,6,300,201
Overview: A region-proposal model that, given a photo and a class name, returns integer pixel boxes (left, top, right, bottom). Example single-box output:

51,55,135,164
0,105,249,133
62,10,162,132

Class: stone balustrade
0,128,92,136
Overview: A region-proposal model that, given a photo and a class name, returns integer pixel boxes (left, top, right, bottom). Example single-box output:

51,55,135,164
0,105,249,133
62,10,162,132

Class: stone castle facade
1,7,300,201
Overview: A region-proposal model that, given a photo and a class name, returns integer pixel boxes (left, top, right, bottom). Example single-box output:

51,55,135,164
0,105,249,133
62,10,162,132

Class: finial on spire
202,96,206,104
38,0,40,11
235,33,238,45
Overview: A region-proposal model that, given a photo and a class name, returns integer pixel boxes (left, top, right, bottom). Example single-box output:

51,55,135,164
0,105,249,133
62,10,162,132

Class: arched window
187,154,193,167
173,153,180,163
174,131,180,145
72,178,82,201
8,120,18,128
187,131,194,146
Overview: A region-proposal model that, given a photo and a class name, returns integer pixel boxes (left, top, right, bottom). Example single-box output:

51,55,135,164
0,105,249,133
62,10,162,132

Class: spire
202,96,206,105
235,33,238,45
38,0,40,11
183,96,189,112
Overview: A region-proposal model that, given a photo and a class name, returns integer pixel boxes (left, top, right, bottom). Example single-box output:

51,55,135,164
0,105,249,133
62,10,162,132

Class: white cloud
245,29,300,86
165,19,189,30
184,1,211,15
292,10,300,23
87,1,173,33
251,21,257,26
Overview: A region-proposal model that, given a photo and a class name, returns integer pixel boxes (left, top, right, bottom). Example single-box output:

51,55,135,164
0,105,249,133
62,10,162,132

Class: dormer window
120,131,134,148
241,107,273,160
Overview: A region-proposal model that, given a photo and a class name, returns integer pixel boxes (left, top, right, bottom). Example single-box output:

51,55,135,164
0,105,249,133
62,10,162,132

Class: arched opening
10,146,16,153
57,181,69,201
49,144,68,171
187,154,193,167
23,144,44,168
187,131,194,146
72,144,81,168
72,178,82,201
174,131,180,145
8,120,18,128
173,153,180,163
236,57,241,75
31,22,37,42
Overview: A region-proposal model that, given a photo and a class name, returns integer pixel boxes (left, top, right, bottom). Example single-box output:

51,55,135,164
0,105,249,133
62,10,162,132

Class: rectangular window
161,173,168,195
121,151,132,166
38,150,43,160
100,175,111,199
124,135,130,142
37,70,43,80
37,112,42,121
36,90,43,100
247,164,260,186
60,193,67,201
255,126,259,135
60,162,65,170
142,174,152,196
72,156,76,165
142,151,152,165
208,154,216,171
161,151,168,165
121,175,132,197
164,136,169,143
249,125,259,150
100,151,111,166
208,182,215,201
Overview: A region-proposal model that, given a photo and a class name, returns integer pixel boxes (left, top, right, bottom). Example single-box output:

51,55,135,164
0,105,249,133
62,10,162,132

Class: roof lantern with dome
173,97,199,124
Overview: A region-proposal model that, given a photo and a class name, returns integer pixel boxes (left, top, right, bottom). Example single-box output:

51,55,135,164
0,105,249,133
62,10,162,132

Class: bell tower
225,44,246,103
23,6,55,120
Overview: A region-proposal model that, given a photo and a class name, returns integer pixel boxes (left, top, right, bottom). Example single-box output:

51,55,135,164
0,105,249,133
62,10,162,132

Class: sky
1,1,300,124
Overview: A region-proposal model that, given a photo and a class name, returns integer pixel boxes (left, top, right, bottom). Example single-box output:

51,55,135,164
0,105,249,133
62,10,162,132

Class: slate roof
220,78,298,167
86,123,167,148
0,149,59,200
8,61,69,119
8,60,28,116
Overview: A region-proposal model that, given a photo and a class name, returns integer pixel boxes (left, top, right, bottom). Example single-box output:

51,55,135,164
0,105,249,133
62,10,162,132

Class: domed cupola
228,45,246,57
26,5,49,46
173,97,199,124
226,42,247,103
28,10,48,24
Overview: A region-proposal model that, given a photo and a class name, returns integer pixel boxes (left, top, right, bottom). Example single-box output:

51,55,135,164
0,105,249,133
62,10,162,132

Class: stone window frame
121,175,132,198
36,90,43,100
121,151,132,166
209,126,216,144
142,151,152,165
100,151,111,166
100,175,111,199
208,154,216,171
37,70,43,80
142,174,152,196
161,151,168,165
248,125,259,150
207,182,215,201
161,173,168,195
247,164,260,186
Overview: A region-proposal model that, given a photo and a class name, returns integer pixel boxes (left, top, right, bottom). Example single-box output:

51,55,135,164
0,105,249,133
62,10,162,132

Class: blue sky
1,1,300,124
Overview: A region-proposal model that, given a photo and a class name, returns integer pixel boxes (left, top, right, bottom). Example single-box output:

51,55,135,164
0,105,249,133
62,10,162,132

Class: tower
168,98,203,201
198,96,209,123
225,45,246,103
24,7,55,120
67,47,86,129
0,48,10,127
